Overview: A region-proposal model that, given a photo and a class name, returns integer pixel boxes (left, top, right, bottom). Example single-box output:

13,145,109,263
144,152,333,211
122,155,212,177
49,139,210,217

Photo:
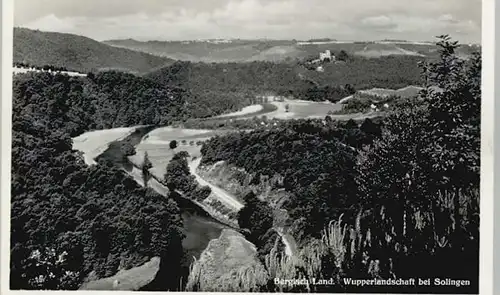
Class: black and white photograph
1,0,489,293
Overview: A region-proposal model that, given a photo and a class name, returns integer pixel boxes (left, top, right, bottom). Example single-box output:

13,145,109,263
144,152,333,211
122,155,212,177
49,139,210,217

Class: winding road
188,158,244,211
188,157,299,257
72,94,378,259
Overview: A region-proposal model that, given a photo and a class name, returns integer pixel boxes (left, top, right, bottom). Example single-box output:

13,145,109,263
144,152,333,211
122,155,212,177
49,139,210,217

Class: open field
354,43,425,58
129,142,201,179
338,85,423,105
358,85,423,98
104,38,478,63
79,257,160,291
129,127,231,179
72,127,138,165
216,105,264,118
262,99,342,119
195,103,278,123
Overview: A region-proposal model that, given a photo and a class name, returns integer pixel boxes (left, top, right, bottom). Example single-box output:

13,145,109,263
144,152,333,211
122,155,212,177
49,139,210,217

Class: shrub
169,140,178,149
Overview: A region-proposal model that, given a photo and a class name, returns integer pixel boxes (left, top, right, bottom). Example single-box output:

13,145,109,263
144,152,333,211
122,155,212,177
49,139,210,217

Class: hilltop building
320,50,335,62
308,50,336,65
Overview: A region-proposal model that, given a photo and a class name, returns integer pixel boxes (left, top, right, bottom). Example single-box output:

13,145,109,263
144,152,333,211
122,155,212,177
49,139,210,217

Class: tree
142,152,153,187
337,50,349,62
360,118,382,143
169,140,178,150
23,248,81,290
237,191,274,247
344,84,355,95
120,142,136,160
191,186,212,201
11,70,189,290
164,152,192,192
355,36,480,281
345,119,358,129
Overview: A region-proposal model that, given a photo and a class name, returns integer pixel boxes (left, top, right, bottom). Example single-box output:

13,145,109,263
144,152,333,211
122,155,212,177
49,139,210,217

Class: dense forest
10,71,195,290
146,54,424,103
201,118,383,234
12,71,191,136
198,36,481,292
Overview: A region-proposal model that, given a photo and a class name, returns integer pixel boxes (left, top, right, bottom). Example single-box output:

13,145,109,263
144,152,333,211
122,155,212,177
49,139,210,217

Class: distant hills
104,38,479,63
13,28,479,70
103,39,301,63
14,28,174,73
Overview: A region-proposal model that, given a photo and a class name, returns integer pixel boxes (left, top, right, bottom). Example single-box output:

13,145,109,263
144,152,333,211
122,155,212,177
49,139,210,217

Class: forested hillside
146,55,423,103
10,72,192,290
198,36,481,292
201,119,382,234
14,28,173,73
12,71,191,136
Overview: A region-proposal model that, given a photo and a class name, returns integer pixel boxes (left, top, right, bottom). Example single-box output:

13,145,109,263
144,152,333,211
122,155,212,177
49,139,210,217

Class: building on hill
305,50,336,66
319,50,335,62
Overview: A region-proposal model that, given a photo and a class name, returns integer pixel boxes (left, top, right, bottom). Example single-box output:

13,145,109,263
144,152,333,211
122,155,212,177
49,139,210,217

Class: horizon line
15,26,481,45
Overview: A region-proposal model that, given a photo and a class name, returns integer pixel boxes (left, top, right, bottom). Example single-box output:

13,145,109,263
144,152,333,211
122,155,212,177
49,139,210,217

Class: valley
9,25,481,294
69,92,375,290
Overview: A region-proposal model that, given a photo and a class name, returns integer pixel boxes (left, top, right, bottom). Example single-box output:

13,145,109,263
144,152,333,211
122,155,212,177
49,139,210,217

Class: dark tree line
11,71,192,290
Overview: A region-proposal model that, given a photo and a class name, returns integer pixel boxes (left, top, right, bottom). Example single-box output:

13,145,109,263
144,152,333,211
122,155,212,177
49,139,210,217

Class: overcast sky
14,0,481,43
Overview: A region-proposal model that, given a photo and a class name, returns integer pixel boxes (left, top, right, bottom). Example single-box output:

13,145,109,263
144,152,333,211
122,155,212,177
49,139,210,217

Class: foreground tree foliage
353,35,480,288
11,71,188,290
199,36,480,293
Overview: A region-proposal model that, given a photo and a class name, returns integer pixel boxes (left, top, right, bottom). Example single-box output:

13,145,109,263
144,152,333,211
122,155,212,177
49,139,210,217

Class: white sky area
14,0,481,43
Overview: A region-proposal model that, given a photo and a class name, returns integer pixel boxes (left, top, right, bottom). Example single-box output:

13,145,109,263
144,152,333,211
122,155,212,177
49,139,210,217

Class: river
94,126,233,266
74,98,369,289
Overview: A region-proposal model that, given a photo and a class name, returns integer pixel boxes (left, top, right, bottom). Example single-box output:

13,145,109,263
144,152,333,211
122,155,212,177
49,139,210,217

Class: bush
169,140,178,150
